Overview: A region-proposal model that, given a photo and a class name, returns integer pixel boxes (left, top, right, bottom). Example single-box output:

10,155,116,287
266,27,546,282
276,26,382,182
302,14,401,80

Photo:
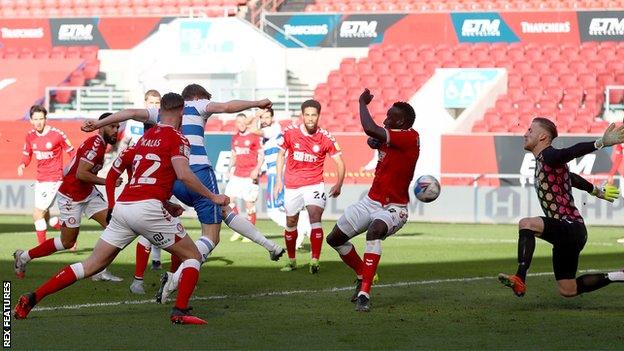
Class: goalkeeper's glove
595,123,624,148
592,183,620,202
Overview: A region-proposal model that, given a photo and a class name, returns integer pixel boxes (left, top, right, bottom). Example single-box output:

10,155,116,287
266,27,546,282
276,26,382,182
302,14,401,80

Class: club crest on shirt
312,145,320,153
46,142,52,149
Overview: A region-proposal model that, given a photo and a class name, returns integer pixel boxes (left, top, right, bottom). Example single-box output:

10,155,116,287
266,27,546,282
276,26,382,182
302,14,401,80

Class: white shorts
337,196,408,239
57,189,108,228
101,200,187,249
224,175,259,202
34,181,62,211
284,183,326,216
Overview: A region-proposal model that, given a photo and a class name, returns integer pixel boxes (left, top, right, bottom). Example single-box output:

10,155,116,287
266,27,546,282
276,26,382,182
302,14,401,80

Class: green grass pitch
2,214,624,350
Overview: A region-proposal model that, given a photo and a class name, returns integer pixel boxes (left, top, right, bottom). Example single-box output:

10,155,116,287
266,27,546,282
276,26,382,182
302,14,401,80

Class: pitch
3,215,622,350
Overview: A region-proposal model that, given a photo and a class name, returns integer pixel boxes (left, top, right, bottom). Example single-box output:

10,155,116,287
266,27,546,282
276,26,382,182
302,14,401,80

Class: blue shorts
173,165,222,224
266,173,284,209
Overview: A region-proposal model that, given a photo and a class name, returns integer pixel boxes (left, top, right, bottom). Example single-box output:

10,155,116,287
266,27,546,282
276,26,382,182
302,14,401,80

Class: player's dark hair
181,84,211,100
266,107,274,117
98,112,113,120
160,93,185,111
393,101,416,128
29,105,47,118
144,89,161,101
301,99,321,114
143,122,155,132
533,117,558,140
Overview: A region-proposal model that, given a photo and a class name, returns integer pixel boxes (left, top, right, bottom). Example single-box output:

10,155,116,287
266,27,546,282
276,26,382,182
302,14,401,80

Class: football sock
335,242,363,278
284,227,298,259
48,217,61,230
27,237,64,261
360,240,382,297
225,212,277,251
34,263,83,303
134,241,150,280
310,223,324,260
175,259,200,310
34,218,47,244
515,229,535,281
152,246,162,262
195,237,215,264
576,273,611,294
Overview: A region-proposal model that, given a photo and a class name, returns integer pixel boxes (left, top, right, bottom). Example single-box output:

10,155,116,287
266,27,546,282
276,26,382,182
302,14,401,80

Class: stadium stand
0,0,244,17
305,0,623,12
0,45,99,119
312,42,623,133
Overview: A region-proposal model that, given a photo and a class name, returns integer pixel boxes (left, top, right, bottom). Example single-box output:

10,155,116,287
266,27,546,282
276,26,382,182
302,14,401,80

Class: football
414,175,441,203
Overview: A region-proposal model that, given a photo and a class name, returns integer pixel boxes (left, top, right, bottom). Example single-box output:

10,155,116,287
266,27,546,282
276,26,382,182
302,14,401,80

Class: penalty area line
30,268,611,313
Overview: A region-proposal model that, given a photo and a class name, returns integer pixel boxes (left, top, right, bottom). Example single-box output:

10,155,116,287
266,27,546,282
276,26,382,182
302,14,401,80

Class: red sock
34,265,78,303
284,229,298,259
231,206,239,215
36,230,47,244
340,246,363,277
28,238,59,260
310,226,324,260
360,253,381,295
170,254,181,273
175,264,199,310
134,242,150,279
247,212,256,225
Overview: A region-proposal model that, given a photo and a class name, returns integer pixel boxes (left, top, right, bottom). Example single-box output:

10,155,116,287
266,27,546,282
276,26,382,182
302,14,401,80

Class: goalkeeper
498,117,624,298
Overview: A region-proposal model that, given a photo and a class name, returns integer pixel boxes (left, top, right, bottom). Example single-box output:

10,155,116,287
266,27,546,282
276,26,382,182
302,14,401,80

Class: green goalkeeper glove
592,183,620,202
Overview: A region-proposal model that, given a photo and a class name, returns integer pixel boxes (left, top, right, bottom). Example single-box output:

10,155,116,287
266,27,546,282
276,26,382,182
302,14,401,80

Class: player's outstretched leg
354,220,386,312
573,269,624,296
499,220,537,297
327,225,364,302
222,208,284,261
13,226,80,279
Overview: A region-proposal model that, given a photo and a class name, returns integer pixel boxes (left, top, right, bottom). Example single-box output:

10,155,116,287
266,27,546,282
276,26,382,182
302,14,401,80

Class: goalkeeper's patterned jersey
534,151,583,223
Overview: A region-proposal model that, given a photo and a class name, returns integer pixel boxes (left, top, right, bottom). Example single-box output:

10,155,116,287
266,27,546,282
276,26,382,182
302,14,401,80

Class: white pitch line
395,236,620,246
30,268,613,313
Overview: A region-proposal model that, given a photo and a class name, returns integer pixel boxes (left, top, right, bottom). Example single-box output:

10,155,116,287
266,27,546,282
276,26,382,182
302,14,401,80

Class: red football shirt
58,134,106,202
21,126,74,182
117,124,190,203
106,146,136,208
279,124,341,189
231,132,261,177
368,128,420,206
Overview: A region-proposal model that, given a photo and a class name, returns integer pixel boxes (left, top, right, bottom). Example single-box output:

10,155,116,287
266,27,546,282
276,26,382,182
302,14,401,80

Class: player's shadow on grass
54,248,94,256
206,256,234,265
395,232,425,237
0,222,104,235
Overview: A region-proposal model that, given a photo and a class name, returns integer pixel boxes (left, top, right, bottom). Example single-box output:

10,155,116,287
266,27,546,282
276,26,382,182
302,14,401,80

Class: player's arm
205,99,272,114
274,148,286,198
81,109,152,132
252,151,264,180
329,154,346,198
359,88,387,143
17,137,32,176
171,158,229,205
76,159,107,185
571,172,620,202
545,123,624,166
105,167,123,209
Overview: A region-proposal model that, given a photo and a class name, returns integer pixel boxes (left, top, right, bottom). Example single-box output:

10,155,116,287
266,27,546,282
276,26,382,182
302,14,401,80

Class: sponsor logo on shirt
293,151,318,162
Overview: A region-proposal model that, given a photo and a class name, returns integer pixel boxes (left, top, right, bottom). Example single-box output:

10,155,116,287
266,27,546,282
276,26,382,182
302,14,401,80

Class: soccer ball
413,175,441,203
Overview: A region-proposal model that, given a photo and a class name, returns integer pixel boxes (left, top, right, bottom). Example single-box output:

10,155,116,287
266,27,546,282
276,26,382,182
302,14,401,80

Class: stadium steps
270,70,314,117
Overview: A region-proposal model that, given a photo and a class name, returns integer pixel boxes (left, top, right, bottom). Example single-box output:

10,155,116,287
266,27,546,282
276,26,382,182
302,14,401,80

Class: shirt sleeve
21,135,32,166
325,134,341,157
170,132,190,161
278,129,290,151
570,172,594,193
541,142,597,167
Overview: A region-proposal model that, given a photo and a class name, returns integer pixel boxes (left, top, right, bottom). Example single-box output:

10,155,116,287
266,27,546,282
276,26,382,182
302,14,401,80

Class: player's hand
359,88,374,105
17,164,25,176
250,169,259,180
592,183,620,202
597,123,624,147
164,201,185,217
257,99,272,109
106,208,113,224
367,137,382,149
328,184,342,198
115,178,123,187
211,194,230,206
81,120,99,132
274,179,283,200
